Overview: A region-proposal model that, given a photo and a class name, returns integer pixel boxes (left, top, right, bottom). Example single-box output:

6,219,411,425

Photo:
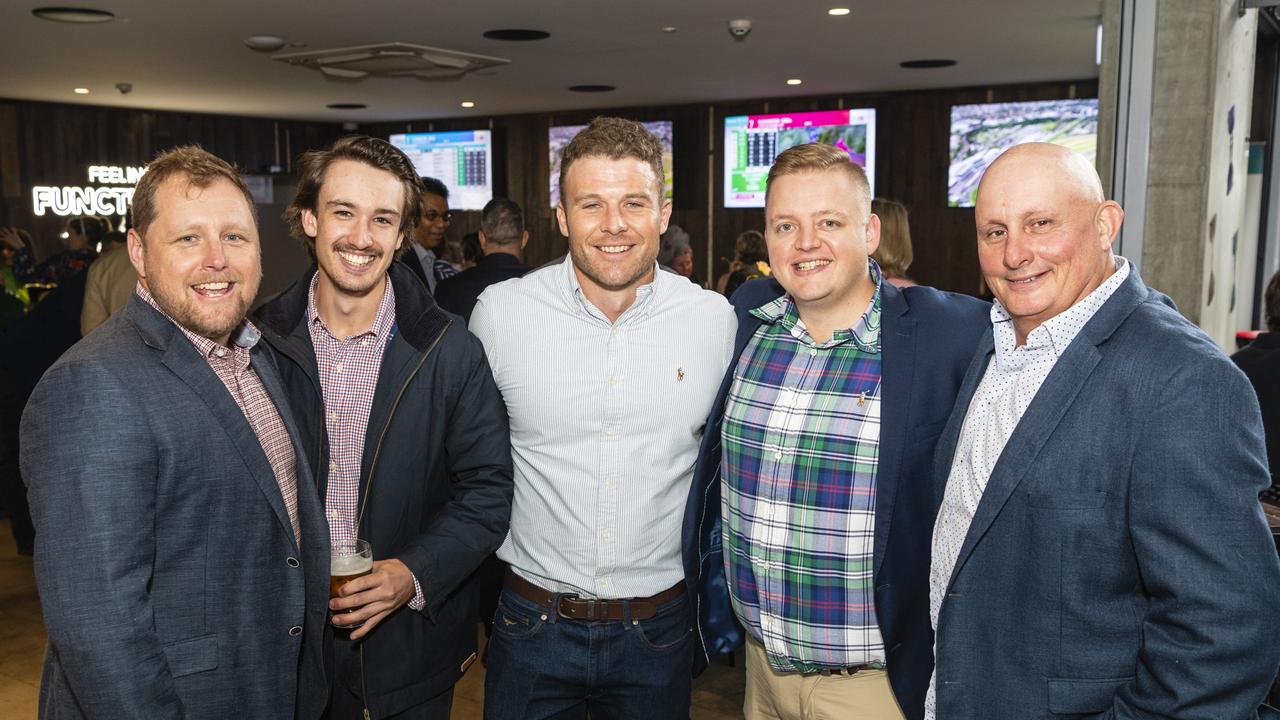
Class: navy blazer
931,268,1280,719
684,277,989,720
21,296,330,719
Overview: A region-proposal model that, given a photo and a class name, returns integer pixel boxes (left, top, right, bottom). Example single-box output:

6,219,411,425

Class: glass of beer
330,538,373,624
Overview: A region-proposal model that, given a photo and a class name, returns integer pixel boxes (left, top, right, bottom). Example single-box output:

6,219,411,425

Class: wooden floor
0,518,746,718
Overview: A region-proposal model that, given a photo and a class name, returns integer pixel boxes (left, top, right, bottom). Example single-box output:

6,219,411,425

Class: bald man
926,143,1280,719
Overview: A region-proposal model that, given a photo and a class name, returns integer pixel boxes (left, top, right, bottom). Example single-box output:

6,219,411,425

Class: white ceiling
0,0,1103,123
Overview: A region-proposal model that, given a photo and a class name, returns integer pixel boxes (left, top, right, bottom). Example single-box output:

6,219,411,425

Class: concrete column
1101,0,1257,348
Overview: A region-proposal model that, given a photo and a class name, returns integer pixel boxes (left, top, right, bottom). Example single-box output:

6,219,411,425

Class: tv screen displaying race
389,129,493,211
723,108,876,208
549,121,673,207
948,98,1099,208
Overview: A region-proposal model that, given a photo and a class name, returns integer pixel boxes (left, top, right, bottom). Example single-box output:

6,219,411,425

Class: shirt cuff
408,574,425,611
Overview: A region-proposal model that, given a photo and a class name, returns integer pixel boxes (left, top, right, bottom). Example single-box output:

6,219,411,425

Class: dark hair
67,216,107,247
558,117,665,205
734,229,767,265
480,197,524,245
102,230,126,246
131,145,256,237
286,135,424,258
420,176,449,201
460,232,483,265
1267,269,1280,332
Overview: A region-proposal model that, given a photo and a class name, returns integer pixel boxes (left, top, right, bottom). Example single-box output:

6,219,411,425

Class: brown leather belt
504,569,684,621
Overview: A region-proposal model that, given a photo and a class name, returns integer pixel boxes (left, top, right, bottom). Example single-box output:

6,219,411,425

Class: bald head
974,142,1124,345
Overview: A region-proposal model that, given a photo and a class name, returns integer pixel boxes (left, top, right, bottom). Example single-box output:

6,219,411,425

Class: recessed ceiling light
244,35,287,52
32,6,115,23
461,101,476,108
786,78,803,86
483,29,550,41
568,84,615,93
662,26,677,33
828,7,851,16
326,103,366,110
900,59,957,69
73,87,89,94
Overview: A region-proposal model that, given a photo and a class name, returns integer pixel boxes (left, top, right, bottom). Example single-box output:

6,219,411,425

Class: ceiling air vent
273,42,509,81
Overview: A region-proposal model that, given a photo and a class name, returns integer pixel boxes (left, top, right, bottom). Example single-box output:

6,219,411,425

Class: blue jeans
483,585,693,720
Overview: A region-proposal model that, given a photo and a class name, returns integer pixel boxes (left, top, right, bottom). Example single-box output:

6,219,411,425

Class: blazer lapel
253,347,325,553
932,329,995,500
874,284,913,580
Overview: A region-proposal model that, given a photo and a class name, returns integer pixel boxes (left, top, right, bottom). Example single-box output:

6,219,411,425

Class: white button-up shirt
470,257,736,598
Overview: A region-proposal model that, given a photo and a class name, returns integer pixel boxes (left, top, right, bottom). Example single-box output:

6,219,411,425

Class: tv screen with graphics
948,98,1099,207
389,130,493,211
549,121,673,207
723,108,876,208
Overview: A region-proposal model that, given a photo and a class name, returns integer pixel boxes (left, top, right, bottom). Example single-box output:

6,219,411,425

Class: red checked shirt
137,284,301,545
307,275,424,610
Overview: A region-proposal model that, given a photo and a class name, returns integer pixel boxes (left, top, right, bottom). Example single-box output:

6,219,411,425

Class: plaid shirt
307,275,424,610
136,284,300,545
722,268,885,673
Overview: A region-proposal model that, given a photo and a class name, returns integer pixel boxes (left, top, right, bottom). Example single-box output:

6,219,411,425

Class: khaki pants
744,635,906,720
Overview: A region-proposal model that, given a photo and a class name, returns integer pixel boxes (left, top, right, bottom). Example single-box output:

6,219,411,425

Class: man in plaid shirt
689,143,988,720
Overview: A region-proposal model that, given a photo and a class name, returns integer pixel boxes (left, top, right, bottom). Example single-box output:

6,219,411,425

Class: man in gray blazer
21,146,329,719
928,142,1280,719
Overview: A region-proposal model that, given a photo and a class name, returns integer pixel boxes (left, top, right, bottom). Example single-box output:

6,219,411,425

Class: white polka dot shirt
924,257,1130,718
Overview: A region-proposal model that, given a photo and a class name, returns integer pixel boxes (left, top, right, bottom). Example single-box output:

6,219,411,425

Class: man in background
435,197,529,324
405,176,458,294
81,229,137,335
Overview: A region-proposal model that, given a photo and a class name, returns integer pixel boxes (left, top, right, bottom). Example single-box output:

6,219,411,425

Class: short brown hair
765,143,871,219
734,230,767,266
285,135,423,258
870,198,913,279
131,145,256,237
558,117,664,204
1266,269,1280,332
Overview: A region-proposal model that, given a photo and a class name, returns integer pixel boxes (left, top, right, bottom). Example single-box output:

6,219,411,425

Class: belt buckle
555,593,580,619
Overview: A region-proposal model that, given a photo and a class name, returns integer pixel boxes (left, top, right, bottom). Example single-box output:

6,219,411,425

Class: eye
1030,218,1051,229
224,233,244,243
820,218,841,229
983,228,1006,241
177,235,198,244
373,216,393,226
774,222,794,234
334,209,353,219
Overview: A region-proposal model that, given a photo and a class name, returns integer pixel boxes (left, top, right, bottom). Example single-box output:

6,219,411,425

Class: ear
301,207,319,238
1096,201,1124,250
659,198,673,235
555,202,570,238
864,213,882,257
395,232,404,254
478,231,489,253
520,230,529,250
126,228,147,282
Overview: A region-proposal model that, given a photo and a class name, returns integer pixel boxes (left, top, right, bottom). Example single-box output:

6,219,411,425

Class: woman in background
871,198,916,288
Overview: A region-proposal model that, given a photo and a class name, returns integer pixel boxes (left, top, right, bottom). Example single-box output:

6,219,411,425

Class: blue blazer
931,268,1280,719
684,277,989,720
21,296,331,720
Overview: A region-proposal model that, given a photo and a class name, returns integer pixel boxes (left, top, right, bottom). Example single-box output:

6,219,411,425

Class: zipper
693,445,722,661
359,643,371,720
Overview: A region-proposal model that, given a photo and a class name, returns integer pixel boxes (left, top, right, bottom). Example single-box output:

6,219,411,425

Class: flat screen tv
389,129,493,211
948,98,1099,207
549,121,673,207
723,109,876,208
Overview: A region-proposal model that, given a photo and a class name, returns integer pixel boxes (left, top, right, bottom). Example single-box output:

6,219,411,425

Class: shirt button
809,348,817,357
286,557,300,568
329,461,337,470
602,532,610,541
606,428,615,436
328,413,337,422
289,625,302,637
334,363,344,373
773,451,782,460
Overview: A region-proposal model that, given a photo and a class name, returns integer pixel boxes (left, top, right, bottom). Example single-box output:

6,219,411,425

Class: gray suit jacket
21,296,330,719
932,268,1280,719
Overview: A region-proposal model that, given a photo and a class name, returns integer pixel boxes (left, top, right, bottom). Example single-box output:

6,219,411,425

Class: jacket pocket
1047,676,1132,714
162,633,219,678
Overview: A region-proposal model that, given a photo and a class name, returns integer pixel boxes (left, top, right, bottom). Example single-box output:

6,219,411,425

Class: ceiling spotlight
73,87,89,94
568,84,616,93
786,78,802,86
32,7,115,23
244,35,287,52
662,26,677,33
828,8,851,16
900,59,957,69
460,101,476,108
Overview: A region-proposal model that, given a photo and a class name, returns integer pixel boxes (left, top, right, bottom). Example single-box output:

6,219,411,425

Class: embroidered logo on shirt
677,367,685,382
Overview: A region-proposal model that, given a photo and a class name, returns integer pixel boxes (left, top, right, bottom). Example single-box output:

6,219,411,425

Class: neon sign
32,165,147,217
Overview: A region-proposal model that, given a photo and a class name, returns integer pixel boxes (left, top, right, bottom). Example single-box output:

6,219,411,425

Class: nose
202,237,228,270
794,224,819,251
1002,228,1033,269
601,203,628,235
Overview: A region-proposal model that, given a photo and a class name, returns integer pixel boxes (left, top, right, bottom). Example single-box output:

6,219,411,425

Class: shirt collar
306,271,397,341
748,260,884,352
991,255,1130,368
135,283,258,361
558,253,659,323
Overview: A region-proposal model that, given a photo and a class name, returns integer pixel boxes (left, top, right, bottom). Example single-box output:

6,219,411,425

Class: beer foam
331,553,372,576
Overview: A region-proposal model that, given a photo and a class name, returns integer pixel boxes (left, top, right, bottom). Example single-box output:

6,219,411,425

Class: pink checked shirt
137,284,301,545
307,275,424,609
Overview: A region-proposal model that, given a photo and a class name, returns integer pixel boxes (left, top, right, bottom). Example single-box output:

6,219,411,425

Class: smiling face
413,191,449,250
975,143,1123,345
302,159,406,302
556,154,671,307
127,174,261,345
765,168,880,326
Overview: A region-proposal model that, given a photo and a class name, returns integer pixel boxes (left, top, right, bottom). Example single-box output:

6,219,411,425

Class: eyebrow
324,199,402,218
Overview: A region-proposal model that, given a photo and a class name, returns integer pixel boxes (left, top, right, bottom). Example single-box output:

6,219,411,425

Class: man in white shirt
927,142,1280,719
470,117,736,719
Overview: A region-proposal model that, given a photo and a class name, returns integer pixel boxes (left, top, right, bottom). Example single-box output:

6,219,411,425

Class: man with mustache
470,117,736,718
22,145,330,719
256,135,513,720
